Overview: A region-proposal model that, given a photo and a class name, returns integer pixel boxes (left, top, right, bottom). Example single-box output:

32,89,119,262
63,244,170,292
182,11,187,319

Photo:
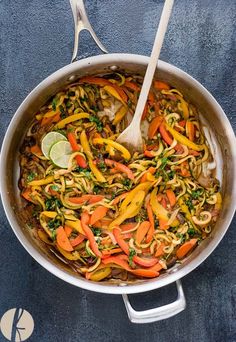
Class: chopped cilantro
27,172,36,183
74,167,91,178
51,185,59,191
45,197,62,211
59,105,66,119
185,199,194,211
188,228,195,236
51,230,57,241
48,218,61,230
122,178,132,189
89,115,103,132
51,98,58,111
129,248,136,266
92,228,101,236
98,162,107,172
160,157,169,170
191,189,203,199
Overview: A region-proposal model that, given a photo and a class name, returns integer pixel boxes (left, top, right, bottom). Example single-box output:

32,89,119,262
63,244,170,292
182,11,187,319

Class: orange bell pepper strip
154,80,170,90
166,189,176,207
81,212,102,258
102,256,159,278
104,159,134,180
124,80,140,92
21,188,35,203
102,248,123,256
64,225,72,237
69,195,104,205
90,206,109,225
67,132,87,168
113,228,158,267
30,145,43,155
140,166,156,183
79,76,127,103
186,120,195,142
159,122,173,145
145,198,155,243
56,226,73,252
120,222,138,232
70,234,85,247
155,242,165,257
176,239,198,259
141,103,149,120
148,116,164,139
180,160,191,177
159,218,169,230
135,221,150,245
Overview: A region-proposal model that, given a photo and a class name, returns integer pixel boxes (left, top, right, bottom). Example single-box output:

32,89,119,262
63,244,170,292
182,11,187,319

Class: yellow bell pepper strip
150,188,178,227
176,95,189,119
178,196,200,233
54,113,90,129
65,219,84,235
38,230,54,245
165,123,205,151
104,85,126,105
80,130,106,182
93,138,131,160
56,244,83,261
120,182,152,212
109,190,145,229
113,105,128,125
215,192,222,211
88,267,111,281
39,211,57,237
28,175,54,186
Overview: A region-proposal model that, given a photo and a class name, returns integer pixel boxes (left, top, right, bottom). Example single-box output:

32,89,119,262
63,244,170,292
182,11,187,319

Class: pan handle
122,280,186,324
69,0,108,62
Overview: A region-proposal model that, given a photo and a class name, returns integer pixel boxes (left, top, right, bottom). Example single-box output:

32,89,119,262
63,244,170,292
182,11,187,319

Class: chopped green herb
122,178,132,189
45,197,62,211
160,157,169,170
52,98,58,111
188,228,195,236
89,115,103,132
129,248,136,266
80,96,88,103
74,167,91,178
51,185,59,191
59,105,66,119
191,189,203,199
185,199,194,211
27,172,36,183
98,162,107,172
51,230,57,241
92,228,101,236
48,218,61,230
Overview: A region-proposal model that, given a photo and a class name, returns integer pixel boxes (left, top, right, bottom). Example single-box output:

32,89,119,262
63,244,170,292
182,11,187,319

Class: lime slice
49,141,73,168
41,132,67,159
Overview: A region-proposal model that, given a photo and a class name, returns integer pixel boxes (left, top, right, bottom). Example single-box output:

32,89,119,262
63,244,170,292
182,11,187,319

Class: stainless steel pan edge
1,54,236,323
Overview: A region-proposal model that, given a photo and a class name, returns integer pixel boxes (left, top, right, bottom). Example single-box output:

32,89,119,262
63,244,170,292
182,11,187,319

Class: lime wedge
49,140,73,168
41,132,67,159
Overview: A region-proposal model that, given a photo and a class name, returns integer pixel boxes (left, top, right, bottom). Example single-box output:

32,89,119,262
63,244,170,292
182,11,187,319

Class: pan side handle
70,0,108,63
122,280,186,324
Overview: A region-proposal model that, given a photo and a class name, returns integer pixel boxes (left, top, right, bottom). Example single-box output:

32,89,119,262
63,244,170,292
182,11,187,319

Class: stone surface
0,0,235,341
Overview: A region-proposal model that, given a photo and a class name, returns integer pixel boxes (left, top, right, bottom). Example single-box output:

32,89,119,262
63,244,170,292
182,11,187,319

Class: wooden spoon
116,0,174,153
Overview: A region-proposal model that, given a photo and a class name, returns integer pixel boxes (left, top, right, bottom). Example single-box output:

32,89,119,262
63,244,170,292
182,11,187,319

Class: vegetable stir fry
19,73,221,282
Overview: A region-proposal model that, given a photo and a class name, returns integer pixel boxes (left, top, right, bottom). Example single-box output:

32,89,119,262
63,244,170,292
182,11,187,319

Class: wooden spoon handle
131,0,174,127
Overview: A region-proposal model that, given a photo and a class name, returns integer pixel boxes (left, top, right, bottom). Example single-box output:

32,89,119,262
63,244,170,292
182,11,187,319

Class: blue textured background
0,1,235,341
